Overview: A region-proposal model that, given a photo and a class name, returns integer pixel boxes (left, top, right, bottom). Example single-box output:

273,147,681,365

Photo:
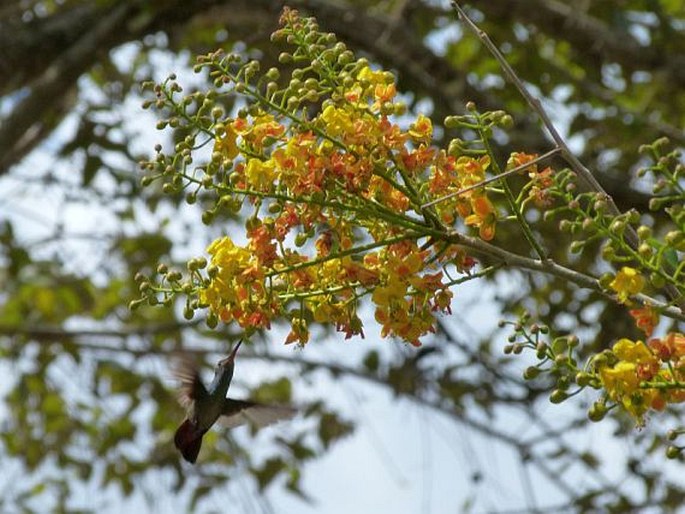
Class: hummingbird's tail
174,419,204,464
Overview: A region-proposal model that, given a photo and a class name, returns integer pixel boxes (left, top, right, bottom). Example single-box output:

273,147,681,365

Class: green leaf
252,377,292,403
362,350,379,372
83,154,103,186
189,485,212,511
318,413,354,450
254,457,286,491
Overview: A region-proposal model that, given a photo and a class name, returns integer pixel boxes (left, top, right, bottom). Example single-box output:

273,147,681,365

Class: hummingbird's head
217,340,242,370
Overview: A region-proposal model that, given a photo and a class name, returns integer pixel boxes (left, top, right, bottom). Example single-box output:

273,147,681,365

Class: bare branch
448,230,685,322
451,2,685,309
0,3,134,175
469,0,685,88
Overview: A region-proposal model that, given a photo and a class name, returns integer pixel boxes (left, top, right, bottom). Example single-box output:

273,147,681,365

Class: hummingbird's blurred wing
219,399,297,429
171,354,208,411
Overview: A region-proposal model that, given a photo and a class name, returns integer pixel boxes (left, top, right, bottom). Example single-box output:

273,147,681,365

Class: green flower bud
266,67,280,80
609,219,626,235
588,401,607,422
569,240,584,254
523,366,541,380
201,210,215,225
666,445,682,460
575,372,591,387
600,243,615,260
637,225,652,240
535,342,548,360
550,389,568,404
295,232,308,247
499,114,514,129
638,243,653,258
444,116,460,129
128,299,143,311
206,312,219,329
665,230,684,247
649,272,666,289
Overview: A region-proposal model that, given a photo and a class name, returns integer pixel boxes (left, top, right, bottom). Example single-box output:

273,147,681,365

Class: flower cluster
595,335,685,423
508,314,685,428
134,6,685,442
135,7,531,346
509,152,554,208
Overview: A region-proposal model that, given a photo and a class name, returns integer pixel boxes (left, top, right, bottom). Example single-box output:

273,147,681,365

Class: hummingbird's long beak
218,340,242,367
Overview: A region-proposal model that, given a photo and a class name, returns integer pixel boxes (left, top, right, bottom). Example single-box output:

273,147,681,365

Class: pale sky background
0,9,679,514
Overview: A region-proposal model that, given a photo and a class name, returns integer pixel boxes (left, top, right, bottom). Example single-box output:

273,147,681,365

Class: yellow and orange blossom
609,267,645,303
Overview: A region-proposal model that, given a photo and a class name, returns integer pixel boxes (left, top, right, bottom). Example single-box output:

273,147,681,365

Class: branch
0,3,135,175
421,147,561,209
452,2,685,309
451,4,627,221
468,0,685,88
0,321,198,340
449,231,685,322
2,327,602,500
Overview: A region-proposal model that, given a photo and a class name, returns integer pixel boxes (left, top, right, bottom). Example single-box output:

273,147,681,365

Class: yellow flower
612,338,653,365
609,267,644,303
372,276,406,308
598,338,662,422
320,105,354,138
244,158,276,190
374,83,396,103
206,236,252,282
600,361,640,396
408,114,432,144
455,155,491,188
357,65,388,86
214,124,239,159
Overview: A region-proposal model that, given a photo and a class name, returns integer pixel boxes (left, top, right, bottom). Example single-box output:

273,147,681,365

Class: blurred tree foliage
0,0,683,512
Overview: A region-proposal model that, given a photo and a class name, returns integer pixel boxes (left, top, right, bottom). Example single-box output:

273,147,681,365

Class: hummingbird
173,340,296,463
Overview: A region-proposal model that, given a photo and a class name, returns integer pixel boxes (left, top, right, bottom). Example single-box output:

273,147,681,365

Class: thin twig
0,3,134,174
3,332,587,499
450,3,634,243
421,147,561,209
451,2,685,309
0,321,199,339
445,230,685,323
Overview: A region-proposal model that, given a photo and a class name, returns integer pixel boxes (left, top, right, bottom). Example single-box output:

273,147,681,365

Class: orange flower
285,318,310,345
630,306,659,337
248,224,278,267
507,152,537,172
465,195,497,241
528,167,554,207
649,332,685,362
